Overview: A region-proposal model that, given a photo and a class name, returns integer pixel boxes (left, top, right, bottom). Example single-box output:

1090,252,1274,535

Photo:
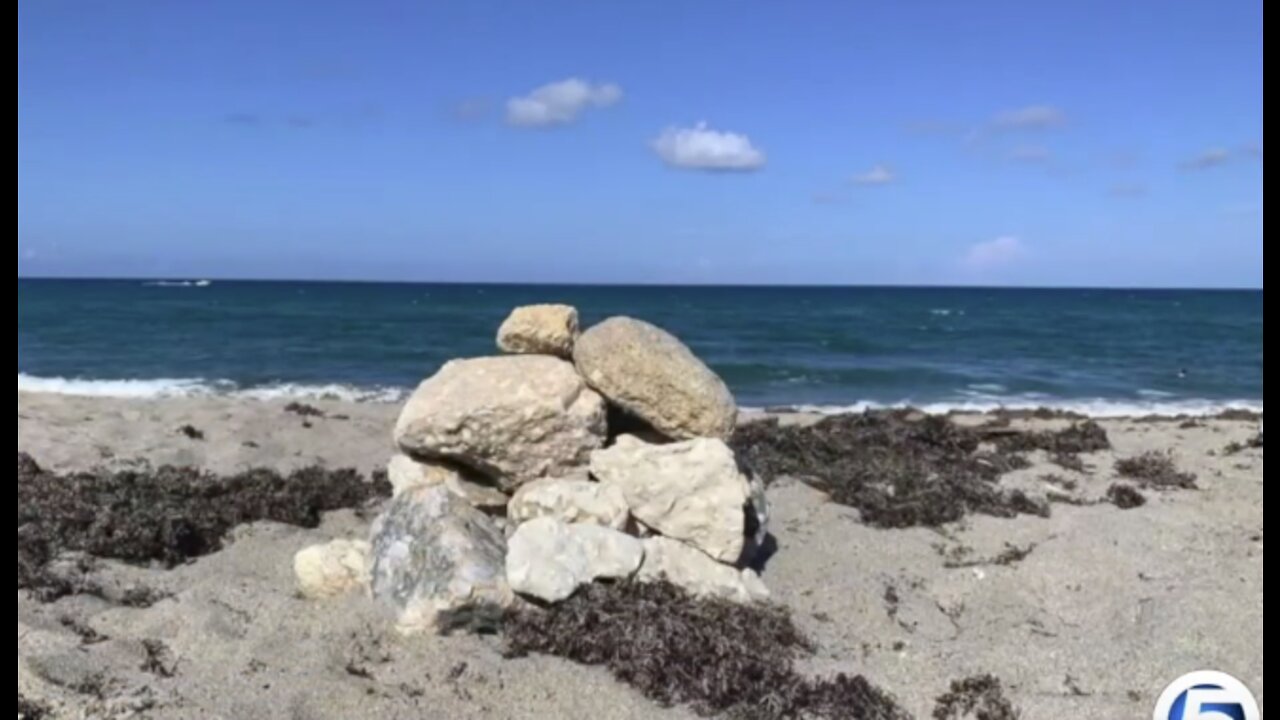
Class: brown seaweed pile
17,695,48,720
176,424,205,441
1223,433,1264,456
730,412,1109,529
987,420,1110,455
17,453,390,603
1114,452,1197,490
505,581,910,720
1106,484,1147,510
932,675,1020,719
284,401,327,418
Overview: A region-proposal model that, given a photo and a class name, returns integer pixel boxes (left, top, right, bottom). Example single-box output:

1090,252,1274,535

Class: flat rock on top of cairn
497,304,580,358
573,316,737,441
394,355,607,491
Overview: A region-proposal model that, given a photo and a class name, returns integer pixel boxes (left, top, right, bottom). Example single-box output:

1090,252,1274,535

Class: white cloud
21,248,36,260
1181,147,1232,171
1242,142,1263,159
506,78,623,127
1009,145,1052,164
852,165,897,185
651,122,766,172
991,105,1067,131
962,236,1026,272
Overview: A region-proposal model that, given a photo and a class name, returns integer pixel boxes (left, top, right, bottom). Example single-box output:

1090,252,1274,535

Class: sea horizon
18,279,1264,417
17,275,1266,292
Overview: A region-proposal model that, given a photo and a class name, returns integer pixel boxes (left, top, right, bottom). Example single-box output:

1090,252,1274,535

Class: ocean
17,279,1264,416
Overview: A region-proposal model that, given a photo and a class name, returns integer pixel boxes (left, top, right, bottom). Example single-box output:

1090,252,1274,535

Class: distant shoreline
16,276,1265,293
16,383,1265,421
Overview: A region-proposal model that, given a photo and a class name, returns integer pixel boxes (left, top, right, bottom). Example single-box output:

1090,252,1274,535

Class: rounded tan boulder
573,317,737,441
497,304,579,358
393,356,607,490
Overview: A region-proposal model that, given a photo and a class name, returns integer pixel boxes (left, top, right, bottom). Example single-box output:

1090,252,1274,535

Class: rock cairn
295,307,769,636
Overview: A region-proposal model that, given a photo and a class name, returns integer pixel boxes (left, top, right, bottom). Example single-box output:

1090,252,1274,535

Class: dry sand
17,392,1265,719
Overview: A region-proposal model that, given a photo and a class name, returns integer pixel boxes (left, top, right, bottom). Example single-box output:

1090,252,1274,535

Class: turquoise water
17,279,1264,414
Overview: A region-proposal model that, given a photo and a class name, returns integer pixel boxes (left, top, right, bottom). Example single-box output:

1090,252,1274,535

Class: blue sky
17,1,1264,287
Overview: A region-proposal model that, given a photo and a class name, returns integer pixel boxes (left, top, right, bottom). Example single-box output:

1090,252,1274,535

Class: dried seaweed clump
992,420,1111,455
1223,433,1264,456
505,581,909,720
933,675,1021,720
1114,452,1197,490
177,424,205,441
1216,409,1263,422
1049,452,1088,474
729,412,1064,529
17,453,391,602
284,402,327,418
1106,484,1147,510
18,695,48,720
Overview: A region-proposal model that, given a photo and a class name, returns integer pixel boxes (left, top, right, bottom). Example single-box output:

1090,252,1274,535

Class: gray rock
573,317,737,441
369,485,514,635
497,304,580,358
394,356,607,490
506,518,645,603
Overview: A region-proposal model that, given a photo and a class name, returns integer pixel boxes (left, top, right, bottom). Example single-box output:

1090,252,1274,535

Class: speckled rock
497,304,580,358
573,317,737,441
294,540,370,600
508,475,630,530
368,485,514,636
394,356,607,490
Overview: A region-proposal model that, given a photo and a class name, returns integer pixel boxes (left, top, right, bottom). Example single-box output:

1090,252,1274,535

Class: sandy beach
16,391,1264,719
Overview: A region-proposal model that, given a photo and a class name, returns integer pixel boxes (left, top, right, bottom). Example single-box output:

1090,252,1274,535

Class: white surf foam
17,374,407,404
744,397,1264,419
19,374,1261,418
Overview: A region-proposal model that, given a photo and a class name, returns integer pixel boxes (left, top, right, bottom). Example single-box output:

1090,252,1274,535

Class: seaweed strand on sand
17,453,391,603
729,411,1110,529
504,581,911,720
933,675,1021,720
18,694,48,720
1114,451,1197,490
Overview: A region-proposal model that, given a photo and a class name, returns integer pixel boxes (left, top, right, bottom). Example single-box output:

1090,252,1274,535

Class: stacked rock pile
294,304,769,635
